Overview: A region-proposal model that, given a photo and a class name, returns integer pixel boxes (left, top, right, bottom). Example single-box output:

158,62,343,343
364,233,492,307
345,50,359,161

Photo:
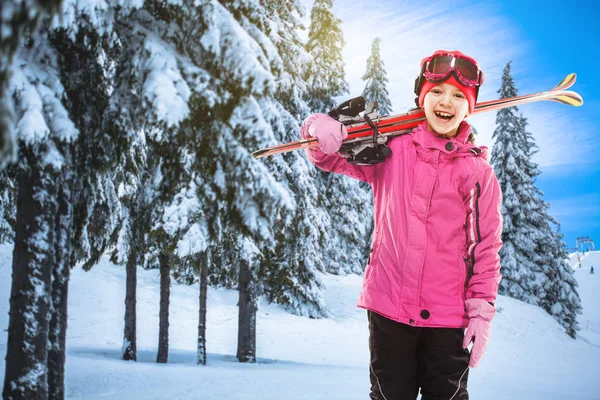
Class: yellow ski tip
551,73,577,91
549,90,583,107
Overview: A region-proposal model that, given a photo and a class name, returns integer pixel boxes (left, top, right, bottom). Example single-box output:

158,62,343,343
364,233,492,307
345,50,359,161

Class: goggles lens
425,54,480,86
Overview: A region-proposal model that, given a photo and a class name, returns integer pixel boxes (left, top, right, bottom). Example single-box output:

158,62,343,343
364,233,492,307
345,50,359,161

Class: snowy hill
570,251,600,344
1,245,600,399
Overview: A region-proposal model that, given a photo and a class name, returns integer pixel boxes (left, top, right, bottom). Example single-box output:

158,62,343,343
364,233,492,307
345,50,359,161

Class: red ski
252,73,582,160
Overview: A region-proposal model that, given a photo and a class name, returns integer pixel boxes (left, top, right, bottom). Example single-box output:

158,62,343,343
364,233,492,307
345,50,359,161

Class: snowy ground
1,245,600,399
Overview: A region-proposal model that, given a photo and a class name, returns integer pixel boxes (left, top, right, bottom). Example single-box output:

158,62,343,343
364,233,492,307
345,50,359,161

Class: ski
252,73,583,159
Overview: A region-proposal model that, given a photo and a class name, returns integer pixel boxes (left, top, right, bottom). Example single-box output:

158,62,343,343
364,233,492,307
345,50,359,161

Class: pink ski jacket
302,114,503,328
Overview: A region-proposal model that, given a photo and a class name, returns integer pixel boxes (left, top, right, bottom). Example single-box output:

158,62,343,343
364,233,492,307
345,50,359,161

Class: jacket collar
412,120,487,159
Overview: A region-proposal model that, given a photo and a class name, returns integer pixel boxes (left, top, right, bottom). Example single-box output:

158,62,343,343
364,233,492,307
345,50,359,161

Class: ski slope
1,245,599,399
572,251,600,345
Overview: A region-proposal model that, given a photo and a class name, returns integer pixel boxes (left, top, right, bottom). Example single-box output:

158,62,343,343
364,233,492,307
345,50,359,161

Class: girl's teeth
435,111,453,121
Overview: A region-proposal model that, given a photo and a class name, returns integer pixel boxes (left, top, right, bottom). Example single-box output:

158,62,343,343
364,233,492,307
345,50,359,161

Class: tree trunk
47,179,73,400
156,251,171,363
197,250,208,365
236,257,257,363
3,150,58,399
122,239,137,361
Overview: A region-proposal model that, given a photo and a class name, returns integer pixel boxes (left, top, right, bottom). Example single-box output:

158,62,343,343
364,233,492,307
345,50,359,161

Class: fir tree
46,24,110,397
1,0,64,169
255,0,329,317
2,1,143,393
304,0,349,113
538,223,582,337
491,62,547,306
491,62,582,337
168,0,296,362
3,26,78,399
262,0,311,121
321,172,372,275
517,118,582,338
303,0,373,277
361,38,392,116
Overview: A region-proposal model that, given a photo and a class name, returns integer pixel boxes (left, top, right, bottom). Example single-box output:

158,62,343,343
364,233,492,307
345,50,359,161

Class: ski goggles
421,53,482,88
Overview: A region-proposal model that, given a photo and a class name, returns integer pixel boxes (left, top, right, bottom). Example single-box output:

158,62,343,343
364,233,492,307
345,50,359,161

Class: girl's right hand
300,114,348,154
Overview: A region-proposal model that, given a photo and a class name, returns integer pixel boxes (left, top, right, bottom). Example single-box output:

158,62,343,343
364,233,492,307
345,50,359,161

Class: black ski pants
368,311,470,400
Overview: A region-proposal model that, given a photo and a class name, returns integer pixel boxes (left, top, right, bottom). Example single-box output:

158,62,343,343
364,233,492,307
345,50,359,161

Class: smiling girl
300,50,503,399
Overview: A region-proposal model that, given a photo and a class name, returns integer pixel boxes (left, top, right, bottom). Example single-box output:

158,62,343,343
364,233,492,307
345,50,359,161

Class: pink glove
300,113,348,154
462,298,496,368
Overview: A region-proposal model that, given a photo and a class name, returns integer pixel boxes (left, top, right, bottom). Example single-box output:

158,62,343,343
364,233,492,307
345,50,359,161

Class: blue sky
303,0,599,251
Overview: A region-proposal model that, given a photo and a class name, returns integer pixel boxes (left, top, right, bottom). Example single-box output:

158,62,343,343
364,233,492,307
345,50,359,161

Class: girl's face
422,83,470,137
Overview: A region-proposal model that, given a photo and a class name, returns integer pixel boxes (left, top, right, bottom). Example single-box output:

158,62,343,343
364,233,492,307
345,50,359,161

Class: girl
301,50,502,399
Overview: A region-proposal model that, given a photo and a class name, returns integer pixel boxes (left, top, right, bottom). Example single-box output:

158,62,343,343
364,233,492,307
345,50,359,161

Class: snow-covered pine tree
262,0,311,121
142,154,210,364
237,0,329,317
491,62,582,337
491,62,547,306
105,0,239,363
47,21,134,395
4,0,149,393
321,172,372,275
257,101,328,317
302,1,373,276
149,155,208,364
0,0,64,169
537,221,582,337
108,111,149,363
53,22,123,274
303,0,348,113
157,0,295,362
512,116,582,337
3,25,78,399
361,37,392,116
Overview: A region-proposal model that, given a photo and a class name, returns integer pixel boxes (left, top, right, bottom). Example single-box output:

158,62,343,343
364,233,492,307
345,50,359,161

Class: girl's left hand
462,298,496,368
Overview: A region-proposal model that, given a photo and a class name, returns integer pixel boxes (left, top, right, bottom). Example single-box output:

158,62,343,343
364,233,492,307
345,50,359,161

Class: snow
198,1,275,96
138,31,191,129
1,246,599,399
574,251,600,341
54,0,145,37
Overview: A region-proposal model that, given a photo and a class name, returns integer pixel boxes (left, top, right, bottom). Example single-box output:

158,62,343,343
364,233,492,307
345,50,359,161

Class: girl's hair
467,132,476,144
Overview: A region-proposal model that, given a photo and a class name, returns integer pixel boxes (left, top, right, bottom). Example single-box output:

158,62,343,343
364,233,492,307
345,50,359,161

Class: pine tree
3,25,78,399
491,62,582,337
517,119,582,337
262,0,311,121
491,62,547,306
155,0,297,362
321,173,372,275
538,223,582,337
3,1,145,393
50,24,122,273
252,0,330,317
1,0,64,169
361,38,392,116
304,0,349,113
302,0,372,277
104,0,226,362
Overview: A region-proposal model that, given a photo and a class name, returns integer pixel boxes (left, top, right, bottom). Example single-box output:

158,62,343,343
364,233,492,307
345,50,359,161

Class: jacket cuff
465,298,496,321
